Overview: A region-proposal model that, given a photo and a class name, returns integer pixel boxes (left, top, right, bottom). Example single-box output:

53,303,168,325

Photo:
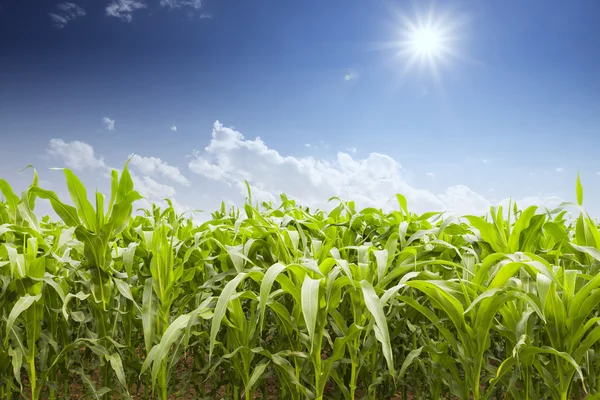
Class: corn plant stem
27,305,39,400
193,348,202,396
94,305,111,399
350,359,357,400
472,355,484,400
29,354,37,400
524,366,531,400
313,320,326,399
370,349,377,400
158,360,168,400
557,361,568,400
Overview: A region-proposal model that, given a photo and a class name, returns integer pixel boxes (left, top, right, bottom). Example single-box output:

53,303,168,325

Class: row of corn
1,162,600,399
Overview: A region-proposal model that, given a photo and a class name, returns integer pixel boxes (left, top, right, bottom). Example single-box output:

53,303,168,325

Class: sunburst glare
392,6,467,81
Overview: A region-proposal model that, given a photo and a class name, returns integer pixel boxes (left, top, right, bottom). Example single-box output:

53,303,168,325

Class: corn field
1,161,600,400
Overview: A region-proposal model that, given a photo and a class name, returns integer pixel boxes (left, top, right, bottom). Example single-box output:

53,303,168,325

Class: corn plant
2,164,600,399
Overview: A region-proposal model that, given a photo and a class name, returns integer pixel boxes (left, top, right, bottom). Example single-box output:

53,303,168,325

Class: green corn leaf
5,294,42,347
209,272,247,359
360,280,395,377
301,275,321,352
63,168,97,231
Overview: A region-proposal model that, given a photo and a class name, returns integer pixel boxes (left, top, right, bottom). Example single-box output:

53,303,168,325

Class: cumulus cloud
188,122,454,213
496,196,564,212
187,121,566,217
102,117,115,131
439,185,491,216
47,139,107,171
129,154,190,186
106,0,146,22
41,138,201,221
49,2,85,28
131,173,176,199
171,125,177,132
160,0,202,9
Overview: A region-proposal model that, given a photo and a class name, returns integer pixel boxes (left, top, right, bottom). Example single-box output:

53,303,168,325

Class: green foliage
1,166,599,399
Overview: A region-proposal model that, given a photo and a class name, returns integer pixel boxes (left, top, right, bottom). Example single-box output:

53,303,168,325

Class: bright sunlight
395,8,464,80
408,27,444,57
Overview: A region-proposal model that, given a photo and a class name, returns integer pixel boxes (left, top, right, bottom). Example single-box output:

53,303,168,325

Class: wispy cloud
556,167,564,172
304,141,329,150
171,125,177,132
49,2,85,28
102,117,115,131
344,71,359,82
160,0,202,9
106,0,146,22
426,172,435,178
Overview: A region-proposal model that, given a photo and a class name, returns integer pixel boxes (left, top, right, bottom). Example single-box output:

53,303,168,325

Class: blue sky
1,0,599,218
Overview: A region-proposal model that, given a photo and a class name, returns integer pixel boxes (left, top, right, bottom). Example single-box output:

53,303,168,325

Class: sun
393,7,465,80
409,27,444,57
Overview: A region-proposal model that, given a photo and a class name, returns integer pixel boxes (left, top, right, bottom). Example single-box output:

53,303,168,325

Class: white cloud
129,154,190,186
40,122,578,224
426,172,435,177
49,2,85,28
131,173,176,199
102,117,115,131
186,121,568,217
482,159,489,164
344,71,359,81
189,121,496,214
47,139,107,171
439,185,490,216
44,139,195,218
497,196,564,212
556,167,564,172
160,0,202,9
347,147,357,154
189,153,230,182
106,0,146,22
171,125,177,132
